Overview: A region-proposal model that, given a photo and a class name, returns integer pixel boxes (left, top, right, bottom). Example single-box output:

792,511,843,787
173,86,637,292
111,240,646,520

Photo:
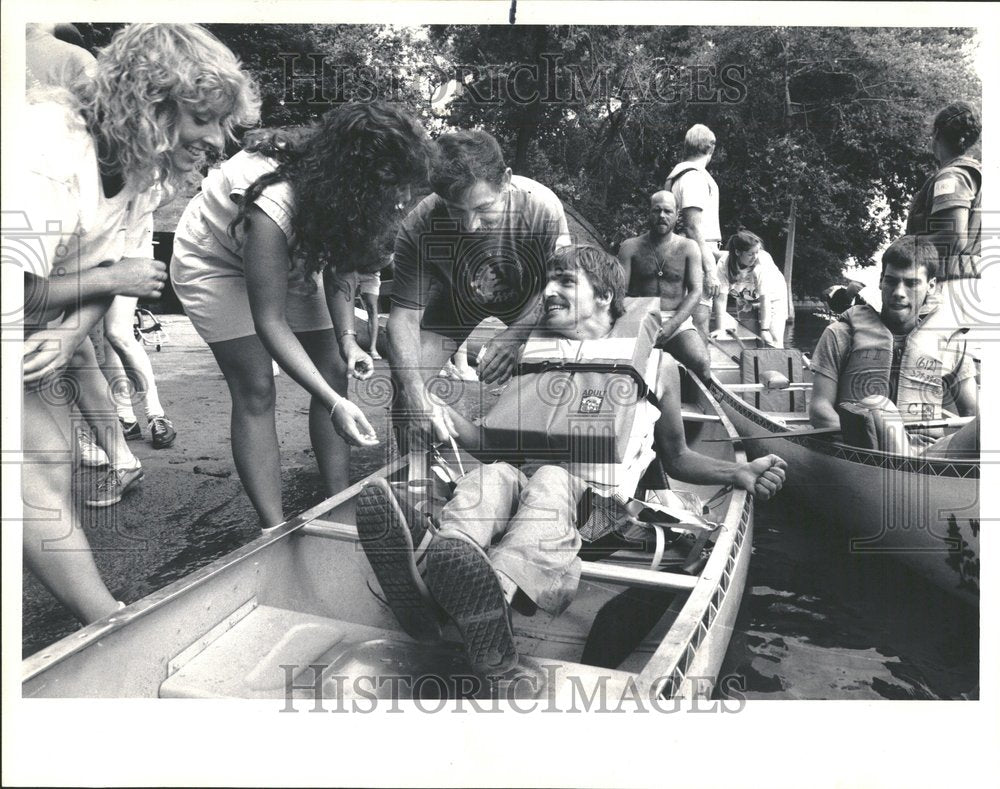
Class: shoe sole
152,434,176,449
84,470,144,508
122,429,143,441
425,532,518,676
356,479,442,642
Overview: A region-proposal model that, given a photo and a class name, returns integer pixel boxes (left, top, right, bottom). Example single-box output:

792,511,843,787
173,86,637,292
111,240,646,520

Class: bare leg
209,335,284,528
663,328,712,383
692,302,711,337
296,328,350,495
70,337,137,468
101,337,138,423
22,387,119,623
104,295,165,420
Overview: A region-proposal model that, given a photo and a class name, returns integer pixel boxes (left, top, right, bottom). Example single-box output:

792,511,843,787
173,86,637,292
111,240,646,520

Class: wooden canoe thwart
23,370,754,701
708,328,979,605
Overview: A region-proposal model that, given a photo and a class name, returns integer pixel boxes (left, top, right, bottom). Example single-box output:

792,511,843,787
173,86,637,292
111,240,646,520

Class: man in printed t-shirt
387,130,570,444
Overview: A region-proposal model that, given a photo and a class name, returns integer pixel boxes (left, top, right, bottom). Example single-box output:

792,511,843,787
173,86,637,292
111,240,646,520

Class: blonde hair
75,24,259,195
683,124,716,158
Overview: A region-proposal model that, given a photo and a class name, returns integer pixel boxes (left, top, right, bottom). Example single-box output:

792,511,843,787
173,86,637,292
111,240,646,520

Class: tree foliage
74,23,980,295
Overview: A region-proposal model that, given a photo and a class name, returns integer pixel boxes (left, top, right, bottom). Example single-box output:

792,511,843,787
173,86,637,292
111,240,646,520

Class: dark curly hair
933,102,981,155
230,102,433,276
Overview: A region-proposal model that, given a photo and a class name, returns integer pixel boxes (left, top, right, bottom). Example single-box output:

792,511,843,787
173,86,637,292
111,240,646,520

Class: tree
76,23,980,296
431,25,979,295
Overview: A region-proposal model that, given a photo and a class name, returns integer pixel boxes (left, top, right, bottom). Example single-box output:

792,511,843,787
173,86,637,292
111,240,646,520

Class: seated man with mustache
618,191,712,382
358,245,787,677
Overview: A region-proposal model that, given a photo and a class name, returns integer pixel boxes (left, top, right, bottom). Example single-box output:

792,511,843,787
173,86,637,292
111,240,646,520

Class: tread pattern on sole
425,533,517,675
356,480,442,642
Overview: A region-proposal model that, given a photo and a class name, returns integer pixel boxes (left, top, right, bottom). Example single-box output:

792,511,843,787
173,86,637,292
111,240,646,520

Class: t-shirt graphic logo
579,389,605,413
468,252,523,307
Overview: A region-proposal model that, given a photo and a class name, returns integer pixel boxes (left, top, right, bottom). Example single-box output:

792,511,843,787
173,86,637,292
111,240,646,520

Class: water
22,312,979,699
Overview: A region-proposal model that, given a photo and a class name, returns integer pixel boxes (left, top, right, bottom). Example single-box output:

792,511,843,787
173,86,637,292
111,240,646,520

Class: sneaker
119,418,142,441
85,464,144,508
78,430,109,468
148,415,176,449
356,479,443,642
425,530,519,675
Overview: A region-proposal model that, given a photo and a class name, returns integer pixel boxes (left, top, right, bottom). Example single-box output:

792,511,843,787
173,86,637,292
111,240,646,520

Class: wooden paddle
706,415,975,442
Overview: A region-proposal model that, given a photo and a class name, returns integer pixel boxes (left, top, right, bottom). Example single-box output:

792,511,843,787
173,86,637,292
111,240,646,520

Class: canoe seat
740,348,807,413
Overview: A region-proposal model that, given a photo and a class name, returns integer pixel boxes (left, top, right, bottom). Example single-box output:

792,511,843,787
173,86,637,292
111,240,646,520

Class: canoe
707,328,979,605
22,367,754,702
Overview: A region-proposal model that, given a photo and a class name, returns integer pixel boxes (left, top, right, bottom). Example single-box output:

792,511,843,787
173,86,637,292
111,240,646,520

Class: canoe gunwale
21,457,407,683
708,379,979,480
634,373,752,699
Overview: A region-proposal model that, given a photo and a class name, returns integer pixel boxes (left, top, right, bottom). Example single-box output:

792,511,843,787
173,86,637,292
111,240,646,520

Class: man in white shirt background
664,124,723,337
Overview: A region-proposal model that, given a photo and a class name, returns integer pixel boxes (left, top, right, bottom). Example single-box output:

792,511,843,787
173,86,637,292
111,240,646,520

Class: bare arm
952,375,978,417
712,267,729,332
923,205,969,264
476,293,544,385
22,294,113,382
23,257,166,322
386,303,429,403
809,375,841,430
323,268,373,380
245,207,340,407
680,207,719,297
654,355,786,498
618,239,637,295
386,301,457,442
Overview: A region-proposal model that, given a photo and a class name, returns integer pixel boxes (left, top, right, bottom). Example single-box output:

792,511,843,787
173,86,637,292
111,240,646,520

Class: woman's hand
330,398,380,447
344,343,374,381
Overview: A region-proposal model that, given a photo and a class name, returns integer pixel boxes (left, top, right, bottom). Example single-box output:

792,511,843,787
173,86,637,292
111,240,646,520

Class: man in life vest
618,191,712,382
809,235,978,457
357,245,786,676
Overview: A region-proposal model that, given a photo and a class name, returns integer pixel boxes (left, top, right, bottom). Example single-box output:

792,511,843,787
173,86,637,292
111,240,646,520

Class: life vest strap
515,360,660,409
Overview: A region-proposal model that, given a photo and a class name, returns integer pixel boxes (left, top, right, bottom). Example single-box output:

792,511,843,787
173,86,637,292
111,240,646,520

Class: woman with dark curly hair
14,23,258,624
170,101,434,529
906,101,981,320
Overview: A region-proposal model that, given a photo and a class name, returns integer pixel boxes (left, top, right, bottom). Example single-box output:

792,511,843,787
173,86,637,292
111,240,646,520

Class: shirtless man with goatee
618,190,711,381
